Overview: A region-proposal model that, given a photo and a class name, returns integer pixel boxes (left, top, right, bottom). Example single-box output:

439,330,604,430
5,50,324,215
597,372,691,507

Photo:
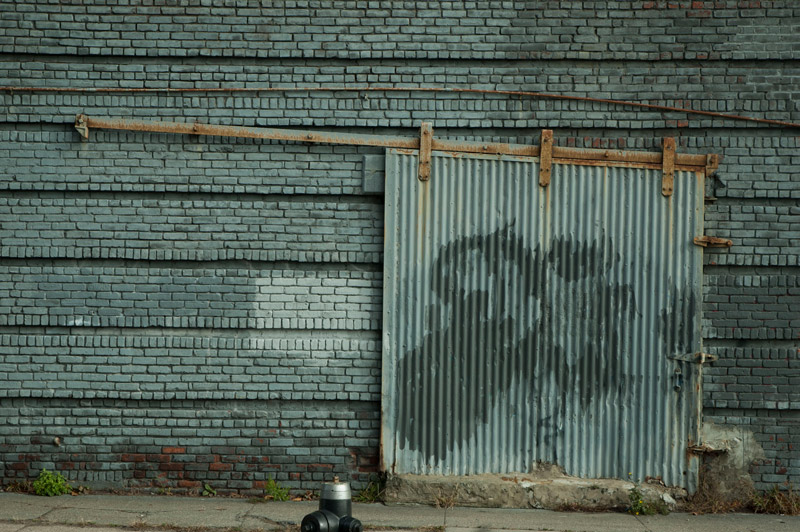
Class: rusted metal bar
4,85,798,129
75,114,419,150
693,236,733,248
432,139,540,158
74,115,714,172
538,130,553,187
662,138,676,197
418,122,433,181
551,145,707,169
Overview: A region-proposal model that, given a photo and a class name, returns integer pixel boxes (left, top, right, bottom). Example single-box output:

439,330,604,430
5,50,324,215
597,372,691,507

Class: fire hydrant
301,477,363,532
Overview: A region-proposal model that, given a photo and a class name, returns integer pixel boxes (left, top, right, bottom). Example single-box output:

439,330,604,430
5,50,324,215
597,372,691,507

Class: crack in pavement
633,514,652,532
28,505,63,522
241,503,280,527
37,503,150,527
242,514,282,528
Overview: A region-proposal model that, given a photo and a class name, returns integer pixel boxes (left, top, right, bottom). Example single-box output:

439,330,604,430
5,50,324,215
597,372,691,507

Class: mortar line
0,397,381,410
702,338,800,348
0,189,384,204
0,326,381,340
3,52,799,67
705,197,800,207
703,265,800,274
0,257,382,271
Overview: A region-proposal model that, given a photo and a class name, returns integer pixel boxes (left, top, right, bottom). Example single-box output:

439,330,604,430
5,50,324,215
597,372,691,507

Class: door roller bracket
661,137,675,197
538,129,553,187
705,153,720,177
418,122,433,181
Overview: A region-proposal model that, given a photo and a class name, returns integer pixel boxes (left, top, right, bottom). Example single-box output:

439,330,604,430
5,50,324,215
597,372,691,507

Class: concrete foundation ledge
385,471,687,511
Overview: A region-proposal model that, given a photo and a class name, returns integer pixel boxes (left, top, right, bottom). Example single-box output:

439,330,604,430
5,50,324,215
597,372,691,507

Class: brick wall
0,1,798,493
0,396,379,492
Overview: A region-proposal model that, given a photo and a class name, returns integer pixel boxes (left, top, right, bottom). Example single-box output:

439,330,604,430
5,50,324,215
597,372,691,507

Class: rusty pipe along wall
2,85,798,129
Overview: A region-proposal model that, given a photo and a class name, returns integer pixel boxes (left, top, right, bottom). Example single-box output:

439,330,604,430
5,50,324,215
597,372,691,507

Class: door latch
693,236,732,248
668,352,717,364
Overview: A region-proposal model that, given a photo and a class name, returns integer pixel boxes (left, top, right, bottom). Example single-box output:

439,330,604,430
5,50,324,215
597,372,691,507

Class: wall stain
659,283,697,357
396,222,640,463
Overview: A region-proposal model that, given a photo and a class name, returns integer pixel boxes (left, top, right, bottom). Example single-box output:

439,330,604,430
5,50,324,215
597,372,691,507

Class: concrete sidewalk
0,493,798,532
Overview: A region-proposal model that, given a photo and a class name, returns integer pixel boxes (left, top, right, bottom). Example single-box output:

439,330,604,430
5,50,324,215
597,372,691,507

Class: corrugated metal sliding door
382,149,705,491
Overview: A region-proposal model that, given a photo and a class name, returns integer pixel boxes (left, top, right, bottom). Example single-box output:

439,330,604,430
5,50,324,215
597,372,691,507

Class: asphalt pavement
0,493,798,532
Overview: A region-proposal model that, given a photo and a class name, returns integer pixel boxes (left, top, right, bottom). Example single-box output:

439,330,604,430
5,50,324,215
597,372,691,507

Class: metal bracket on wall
538,129,553,187
75,115,89,140
669,352,718,364
688,442,728,455
661,137,676,196
418,122,432,181
705,153,720,176
693,236,733,248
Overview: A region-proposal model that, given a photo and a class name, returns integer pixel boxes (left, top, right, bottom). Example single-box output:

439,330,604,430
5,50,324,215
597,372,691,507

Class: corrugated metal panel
382,149,704,491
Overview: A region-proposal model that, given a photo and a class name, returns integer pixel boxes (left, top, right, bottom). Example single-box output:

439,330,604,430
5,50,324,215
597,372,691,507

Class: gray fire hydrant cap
320,479,351,500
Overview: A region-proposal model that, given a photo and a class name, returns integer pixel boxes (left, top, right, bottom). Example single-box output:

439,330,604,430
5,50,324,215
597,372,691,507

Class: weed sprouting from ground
627,483,669,516
625,473,669,516
686,465,752,514
752,483,800,515
3,480,33,493
433,485,459,528
354,474,386,503
687,465,800,516
32,469,72,497
264,478,290,502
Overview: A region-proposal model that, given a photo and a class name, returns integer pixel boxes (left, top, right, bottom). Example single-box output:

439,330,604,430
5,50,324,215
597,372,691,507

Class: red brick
162,447,186,454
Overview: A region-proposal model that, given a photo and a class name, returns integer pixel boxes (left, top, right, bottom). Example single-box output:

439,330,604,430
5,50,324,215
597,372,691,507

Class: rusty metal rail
74,115,714,173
